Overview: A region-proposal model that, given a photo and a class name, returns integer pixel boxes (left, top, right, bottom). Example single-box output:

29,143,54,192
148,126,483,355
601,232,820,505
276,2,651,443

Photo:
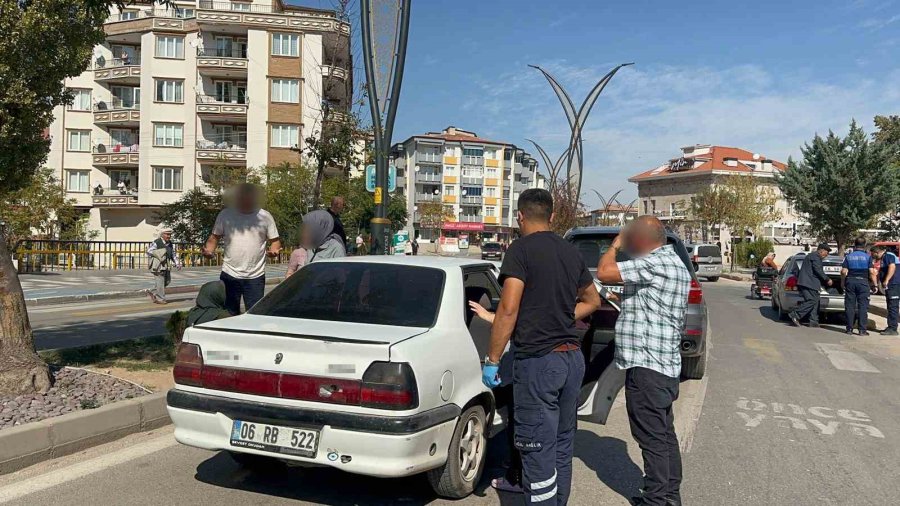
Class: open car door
576,280,625,424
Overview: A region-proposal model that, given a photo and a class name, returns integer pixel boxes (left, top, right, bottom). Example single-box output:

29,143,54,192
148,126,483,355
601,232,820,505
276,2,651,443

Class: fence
14,240,291,273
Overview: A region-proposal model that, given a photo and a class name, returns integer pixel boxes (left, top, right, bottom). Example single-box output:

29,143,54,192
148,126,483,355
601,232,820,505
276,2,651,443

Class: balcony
415,193,442,202
196,1,350,36
196,133,247,165
460,195,483,205
93,135,139,166
196,95,248,119
459,215,483,223
92,194,140,207
93,57,141,84
93,101,140,127
461,175,483,185
197,47,248,77
322,65,349,81
415,172,442,183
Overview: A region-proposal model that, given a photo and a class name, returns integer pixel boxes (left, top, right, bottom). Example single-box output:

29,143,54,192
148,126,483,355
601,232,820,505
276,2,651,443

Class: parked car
480,242,503,261
771,252,846,320
564,227,709,380
684,243,723,281
166,256,624,499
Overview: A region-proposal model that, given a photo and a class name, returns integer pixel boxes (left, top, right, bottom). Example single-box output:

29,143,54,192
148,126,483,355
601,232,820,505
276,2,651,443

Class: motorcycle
751,266,778,299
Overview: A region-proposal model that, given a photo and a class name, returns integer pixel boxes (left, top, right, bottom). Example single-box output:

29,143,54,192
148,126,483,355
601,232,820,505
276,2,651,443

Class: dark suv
481,242,503,261
565,227,709,379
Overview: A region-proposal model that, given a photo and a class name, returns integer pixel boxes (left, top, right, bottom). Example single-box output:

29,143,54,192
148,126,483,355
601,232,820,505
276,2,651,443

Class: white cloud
466,61,900,206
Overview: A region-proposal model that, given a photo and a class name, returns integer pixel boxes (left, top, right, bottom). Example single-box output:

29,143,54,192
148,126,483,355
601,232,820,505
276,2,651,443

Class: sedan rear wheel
427,405,486,499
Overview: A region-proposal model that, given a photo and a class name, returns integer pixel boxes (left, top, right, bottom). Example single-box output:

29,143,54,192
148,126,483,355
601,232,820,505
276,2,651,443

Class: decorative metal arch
528,62,633,207
526,139,569,193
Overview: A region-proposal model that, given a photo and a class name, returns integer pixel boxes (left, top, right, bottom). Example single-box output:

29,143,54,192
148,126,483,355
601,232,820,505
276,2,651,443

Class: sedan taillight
688,279,703,305
785,275,798,291
360,362,418,410
173,343,203,387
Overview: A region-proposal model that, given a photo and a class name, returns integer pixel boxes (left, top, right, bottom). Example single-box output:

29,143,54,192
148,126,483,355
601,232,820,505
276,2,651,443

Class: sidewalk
19,266,287,306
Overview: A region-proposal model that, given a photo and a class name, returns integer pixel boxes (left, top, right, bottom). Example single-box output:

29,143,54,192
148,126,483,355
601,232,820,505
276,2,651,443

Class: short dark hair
854,236,867,249
872,244,886,252
517,189,553,222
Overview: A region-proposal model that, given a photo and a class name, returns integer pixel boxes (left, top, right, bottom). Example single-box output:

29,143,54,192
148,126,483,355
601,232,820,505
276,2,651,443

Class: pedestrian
355,233,364,252
327,196,348,249
404,237,412,255
483,188,601,505
411,234,419,256
285,245,308,277
147,228,181,304
357,235,369,256
842,237,876,335
203,183,281,315
760,251,779,270
302,209,346,263
117,179,126,194
185,281,232,327
788,243,833,328
595,216,691,506
871,244,899,336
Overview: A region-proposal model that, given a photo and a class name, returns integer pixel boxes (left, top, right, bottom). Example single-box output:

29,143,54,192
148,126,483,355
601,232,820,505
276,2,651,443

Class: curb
26,277,284,307
719,274,751,282
0,391,170,475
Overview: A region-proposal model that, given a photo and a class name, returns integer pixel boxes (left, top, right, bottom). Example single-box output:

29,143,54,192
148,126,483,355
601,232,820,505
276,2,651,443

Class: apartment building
392,127,545,243
628,144,809,256
46,0,350,242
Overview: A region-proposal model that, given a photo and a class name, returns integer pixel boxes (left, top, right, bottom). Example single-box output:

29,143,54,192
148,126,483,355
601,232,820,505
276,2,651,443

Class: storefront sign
442,221,485,231
668,157,694,172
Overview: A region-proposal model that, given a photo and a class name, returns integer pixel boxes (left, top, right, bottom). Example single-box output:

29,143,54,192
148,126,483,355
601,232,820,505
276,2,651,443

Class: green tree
721,175,781,241
417,201,452,252
778,120,900,251
873,115,900,239
155,189,223,245
0,168,81,244
323,175,407,238
690,185,736,242
263,163,315,247
0,0,141,394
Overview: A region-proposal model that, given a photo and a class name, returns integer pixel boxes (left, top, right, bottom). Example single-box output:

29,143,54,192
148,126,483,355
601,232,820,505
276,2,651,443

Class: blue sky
307,0,900,205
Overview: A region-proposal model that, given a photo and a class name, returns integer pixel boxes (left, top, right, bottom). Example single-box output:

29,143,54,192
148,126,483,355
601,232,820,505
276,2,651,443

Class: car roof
566,226,683,241
316,255,495,272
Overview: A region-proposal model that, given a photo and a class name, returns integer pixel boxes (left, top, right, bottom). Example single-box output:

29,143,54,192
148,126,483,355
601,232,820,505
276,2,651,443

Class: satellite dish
415,165,420,172
752,153,760,160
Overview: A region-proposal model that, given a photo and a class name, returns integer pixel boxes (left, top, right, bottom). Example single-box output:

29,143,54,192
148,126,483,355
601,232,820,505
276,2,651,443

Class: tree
873,115,900,239
0,168,82,244
873,115,900,147
550,176,582,236
417,201,452,252
263,163,315,247
155,189,223,245
721,175,781,241
325,175,407,238
0,0,129,394
690,185,736,242
778,120,900,251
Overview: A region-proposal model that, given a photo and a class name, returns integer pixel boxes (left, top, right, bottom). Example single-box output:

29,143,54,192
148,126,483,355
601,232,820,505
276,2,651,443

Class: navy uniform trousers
513,349,585,505
844,277,870,332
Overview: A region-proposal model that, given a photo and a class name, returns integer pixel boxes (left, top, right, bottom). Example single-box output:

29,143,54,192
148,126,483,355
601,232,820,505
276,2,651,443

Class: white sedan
166,256,623,498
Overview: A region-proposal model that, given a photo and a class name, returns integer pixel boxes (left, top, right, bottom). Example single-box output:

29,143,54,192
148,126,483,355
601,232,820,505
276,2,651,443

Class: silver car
771,253,845,320
685,243,723,282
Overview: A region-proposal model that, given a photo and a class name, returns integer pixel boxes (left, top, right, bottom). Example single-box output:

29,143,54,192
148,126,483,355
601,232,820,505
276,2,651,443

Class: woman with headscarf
302,209,346,262
186,281,232,327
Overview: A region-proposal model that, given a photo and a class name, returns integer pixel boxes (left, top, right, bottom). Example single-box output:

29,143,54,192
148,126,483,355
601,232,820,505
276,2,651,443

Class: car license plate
230,420,319,458
605,285,624,294
824,266,841,274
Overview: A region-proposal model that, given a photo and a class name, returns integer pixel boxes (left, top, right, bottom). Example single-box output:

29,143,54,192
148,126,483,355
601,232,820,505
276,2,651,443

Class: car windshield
570,233,695,278
697,246,720,257
482,243,501,251
250,263,445,327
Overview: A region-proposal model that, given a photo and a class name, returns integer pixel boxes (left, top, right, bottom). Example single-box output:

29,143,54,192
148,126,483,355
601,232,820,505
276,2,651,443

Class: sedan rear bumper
781,291,844,312
167,389,459,478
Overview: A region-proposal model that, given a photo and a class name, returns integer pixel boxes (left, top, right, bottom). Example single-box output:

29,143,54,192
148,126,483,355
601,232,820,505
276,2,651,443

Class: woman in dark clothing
186,281,232,327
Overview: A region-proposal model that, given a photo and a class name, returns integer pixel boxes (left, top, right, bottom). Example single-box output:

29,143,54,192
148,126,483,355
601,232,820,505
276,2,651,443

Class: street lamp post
360,0,412,254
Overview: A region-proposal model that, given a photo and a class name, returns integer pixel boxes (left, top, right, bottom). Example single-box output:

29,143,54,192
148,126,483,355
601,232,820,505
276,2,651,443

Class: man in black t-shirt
483,188,600,505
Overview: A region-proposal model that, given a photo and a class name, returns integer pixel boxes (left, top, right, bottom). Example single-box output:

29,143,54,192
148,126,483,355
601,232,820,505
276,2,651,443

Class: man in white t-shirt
202,184,281,314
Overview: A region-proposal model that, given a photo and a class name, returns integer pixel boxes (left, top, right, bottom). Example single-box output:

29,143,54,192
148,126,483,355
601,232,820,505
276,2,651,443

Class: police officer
871,245,899,336
483,189,601,505
842,237,877,335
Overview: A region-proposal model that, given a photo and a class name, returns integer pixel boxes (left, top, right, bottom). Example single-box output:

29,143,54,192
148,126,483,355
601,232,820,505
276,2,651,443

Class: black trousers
220,272,266,315
792,286,821,324
844,277,870,332
626,367,681,506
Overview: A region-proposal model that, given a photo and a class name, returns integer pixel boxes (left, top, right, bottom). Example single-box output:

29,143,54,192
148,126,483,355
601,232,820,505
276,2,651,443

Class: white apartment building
46,0,350,242
392,127,546,243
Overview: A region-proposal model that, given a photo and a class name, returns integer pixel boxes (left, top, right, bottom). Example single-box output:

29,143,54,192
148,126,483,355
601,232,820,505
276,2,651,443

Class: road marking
815,343,880,373
0,434,177,503
743,338,783,363
734,397,884,438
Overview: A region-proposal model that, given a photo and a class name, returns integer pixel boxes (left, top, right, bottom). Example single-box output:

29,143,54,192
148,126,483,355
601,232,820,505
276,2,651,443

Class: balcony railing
415,193,442,202
415,172,442,183
197,94,248,105
94,99,139,111
196,133,247,151
461,195,483,205
459,215,483,223
197,47,247,59
198,1,281,13
111,9,196,22
93,135,139,153
93,56,141,70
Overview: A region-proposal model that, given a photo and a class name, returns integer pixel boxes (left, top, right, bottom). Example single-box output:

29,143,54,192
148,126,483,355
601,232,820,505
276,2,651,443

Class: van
685,243,723,282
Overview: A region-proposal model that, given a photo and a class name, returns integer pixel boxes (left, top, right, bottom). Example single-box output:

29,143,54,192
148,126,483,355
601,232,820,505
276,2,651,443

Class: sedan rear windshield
250,263,445,327
482,243,501,251
697,246,721,258
570,234,694,276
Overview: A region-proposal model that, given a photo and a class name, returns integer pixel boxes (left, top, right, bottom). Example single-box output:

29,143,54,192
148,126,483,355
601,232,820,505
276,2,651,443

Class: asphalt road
5,280,900,505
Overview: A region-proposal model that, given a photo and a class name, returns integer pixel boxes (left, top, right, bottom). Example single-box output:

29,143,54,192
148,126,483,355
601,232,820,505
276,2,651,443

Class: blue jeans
886,284,900,331
220,272,265,315
844,277,870,332
513,349,585,505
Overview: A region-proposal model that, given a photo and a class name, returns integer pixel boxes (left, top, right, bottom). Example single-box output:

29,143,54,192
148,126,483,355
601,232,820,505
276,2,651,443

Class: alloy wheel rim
458,415,484,481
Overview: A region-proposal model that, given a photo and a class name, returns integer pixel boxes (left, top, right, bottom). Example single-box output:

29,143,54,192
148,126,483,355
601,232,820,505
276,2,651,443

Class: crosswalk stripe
815,343,880,373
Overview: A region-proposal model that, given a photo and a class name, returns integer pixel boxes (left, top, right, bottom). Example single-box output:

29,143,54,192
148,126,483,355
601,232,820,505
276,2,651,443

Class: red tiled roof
628,146,787,182
419,133,508,146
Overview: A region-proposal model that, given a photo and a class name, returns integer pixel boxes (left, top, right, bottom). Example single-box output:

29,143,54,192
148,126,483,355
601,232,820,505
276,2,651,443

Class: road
5,280,900,504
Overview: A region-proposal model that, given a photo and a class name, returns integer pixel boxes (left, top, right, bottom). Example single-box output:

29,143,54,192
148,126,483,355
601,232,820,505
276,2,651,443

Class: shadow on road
574,433,642,502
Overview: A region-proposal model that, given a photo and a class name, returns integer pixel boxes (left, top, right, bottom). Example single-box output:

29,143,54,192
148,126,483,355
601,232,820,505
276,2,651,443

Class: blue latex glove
482,363,501,388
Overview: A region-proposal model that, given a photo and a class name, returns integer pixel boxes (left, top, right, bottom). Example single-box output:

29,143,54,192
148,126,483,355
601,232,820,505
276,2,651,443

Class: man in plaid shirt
596,216,691,506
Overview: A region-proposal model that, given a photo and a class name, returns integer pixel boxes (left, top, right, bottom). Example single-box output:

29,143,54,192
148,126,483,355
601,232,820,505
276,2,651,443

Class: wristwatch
483,356,500,366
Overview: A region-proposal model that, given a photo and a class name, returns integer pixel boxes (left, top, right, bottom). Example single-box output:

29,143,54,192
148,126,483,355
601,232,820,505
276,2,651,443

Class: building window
66,170,90,193
271,33,299,56
670,203,677,215
175,7,195,18
463,147,483,164
444,185,455,195
67,130,91,152
270,124,299,148
271,79,300,103
485,206,496,217
462,186,482,196
485,187,497,197
152,167,182,190
651,200,656,214
153,123,183,147
68,89,92,111
485,167,498,178
231,2,251,11
155,79,183,103
119,10,139,20
503,189,510,199
155,35,184,59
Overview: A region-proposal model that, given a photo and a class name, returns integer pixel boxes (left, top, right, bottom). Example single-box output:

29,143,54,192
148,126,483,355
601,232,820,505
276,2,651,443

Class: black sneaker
859,331,870,336
844,329,855,335
789,314,801,327
808,323,820,328
880,329,899,336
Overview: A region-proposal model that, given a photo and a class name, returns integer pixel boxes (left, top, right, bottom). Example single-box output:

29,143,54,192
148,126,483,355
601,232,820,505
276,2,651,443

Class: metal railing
197,47,248,59
196,132,247,151
14,240,292,273
198,1,279,13
93,56,141,70
459,215,483,223
111,9,196,22
415,193,441,202
461,195,483,205
196,94,249,105
415,172,442,182
93,135,140,153
94,98,140,111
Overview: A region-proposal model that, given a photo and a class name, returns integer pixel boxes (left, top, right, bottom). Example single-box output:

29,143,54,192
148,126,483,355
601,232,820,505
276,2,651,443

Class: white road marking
114,307,189,318
0,434,177,503
734,398,884,438
815,343,880,373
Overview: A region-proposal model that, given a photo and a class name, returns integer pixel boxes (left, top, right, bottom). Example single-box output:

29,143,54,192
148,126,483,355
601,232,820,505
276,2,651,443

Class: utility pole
360,0,411,254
